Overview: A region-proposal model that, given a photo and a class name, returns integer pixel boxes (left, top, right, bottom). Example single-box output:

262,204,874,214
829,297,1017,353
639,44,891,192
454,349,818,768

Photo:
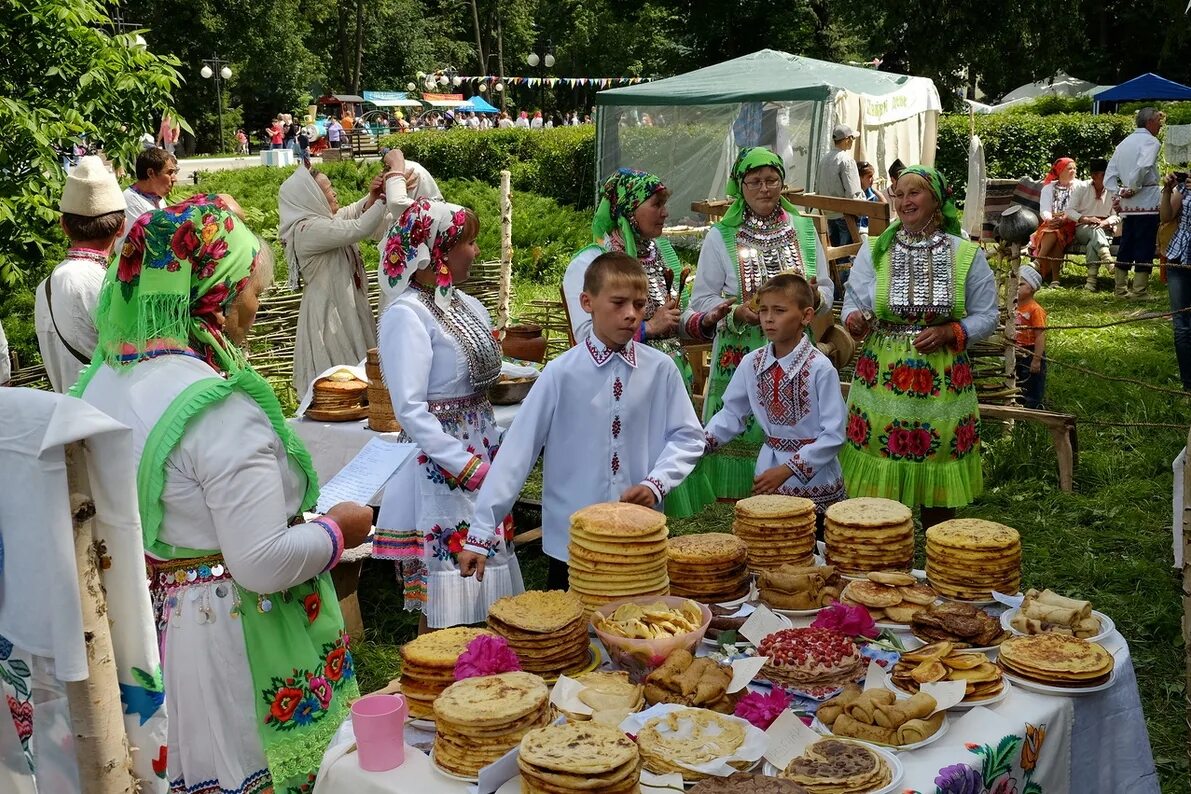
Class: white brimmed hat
59,156,125,216
1019,264,1043,290
832,124,856,141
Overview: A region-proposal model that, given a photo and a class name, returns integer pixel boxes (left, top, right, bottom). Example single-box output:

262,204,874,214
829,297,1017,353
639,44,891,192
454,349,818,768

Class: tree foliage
0,0,183,286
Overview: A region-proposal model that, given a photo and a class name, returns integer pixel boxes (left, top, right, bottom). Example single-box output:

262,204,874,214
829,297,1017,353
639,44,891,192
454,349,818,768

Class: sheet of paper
862,657,889,692
727,603,756,619
314,438,416,513
639,769,685,792
728,656,769,693
921,680,968,714
549,675,592,716
475,744,520,794
763,709,821,770
739,604,786,646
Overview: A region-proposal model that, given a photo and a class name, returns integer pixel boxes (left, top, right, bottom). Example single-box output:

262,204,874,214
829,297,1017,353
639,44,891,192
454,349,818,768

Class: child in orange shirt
1015,265,1048,408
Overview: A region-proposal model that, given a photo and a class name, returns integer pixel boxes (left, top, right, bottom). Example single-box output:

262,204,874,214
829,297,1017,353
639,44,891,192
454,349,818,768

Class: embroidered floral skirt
373,396,524,628
697,323,769,500
840,330,983,508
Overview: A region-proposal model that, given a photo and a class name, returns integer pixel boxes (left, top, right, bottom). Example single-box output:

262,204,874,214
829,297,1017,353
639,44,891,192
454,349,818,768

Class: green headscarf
592,167,666,257
871,164,962,265
719,146,801,229
92,193,257,372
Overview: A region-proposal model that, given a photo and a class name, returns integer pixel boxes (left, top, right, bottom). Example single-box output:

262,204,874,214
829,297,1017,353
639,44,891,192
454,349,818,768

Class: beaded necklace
887,224,954,321
735,207,804,297
409,281,502,391
66,247,110,267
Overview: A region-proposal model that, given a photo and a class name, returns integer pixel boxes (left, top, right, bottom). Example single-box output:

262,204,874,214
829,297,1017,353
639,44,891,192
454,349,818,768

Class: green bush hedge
379,127,597,210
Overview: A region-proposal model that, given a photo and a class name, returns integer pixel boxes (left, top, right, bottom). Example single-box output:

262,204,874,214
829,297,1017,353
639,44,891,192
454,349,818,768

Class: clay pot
500,323,547,362
997,205,1040,245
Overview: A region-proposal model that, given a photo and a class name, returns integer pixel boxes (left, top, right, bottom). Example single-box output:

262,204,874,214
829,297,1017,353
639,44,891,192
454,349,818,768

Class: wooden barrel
365,348,401,433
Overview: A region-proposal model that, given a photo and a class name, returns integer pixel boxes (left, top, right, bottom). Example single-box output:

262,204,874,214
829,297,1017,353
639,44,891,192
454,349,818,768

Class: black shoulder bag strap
43,276,93,365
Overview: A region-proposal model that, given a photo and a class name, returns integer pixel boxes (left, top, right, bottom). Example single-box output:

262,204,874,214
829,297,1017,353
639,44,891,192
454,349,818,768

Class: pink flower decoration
733,686,792,730
454,635,522,680
812,602,879,639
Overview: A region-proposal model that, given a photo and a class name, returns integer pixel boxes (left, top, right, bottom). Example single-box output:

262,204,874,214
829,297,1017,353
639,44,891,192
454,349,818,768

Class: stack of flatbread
556,671,644,725
667,532,751,603
824,498,914,575
732,495,817,571
637,708,752,782
568,502,670,614
400,626,494,719
926,519,1021,601
998,634,1114,688
778,738,893,793
517,722,641,793
307,371,368,421
488,591,590,679
432,672,550,779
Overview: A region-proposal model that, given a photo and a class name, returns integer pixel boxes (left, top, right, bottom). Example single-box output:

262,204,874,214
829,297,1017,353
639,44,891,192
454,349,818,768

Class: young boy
704,273,846,514
1014,265,1048,409
34,155,126,392
462,252,705,589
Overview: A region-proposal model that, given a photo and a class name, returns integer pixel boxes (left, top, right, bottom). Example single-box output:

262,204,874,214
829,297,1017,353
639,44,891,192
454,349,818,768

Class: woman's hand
364,174,385,208
620,485,658,507
324,501,373,549
912,324,956,354
645,299,681,339
383,148,406,173
733,302,760,326
844,311,870,339
700,298,735,335
753,465,793,495
457,550,486,581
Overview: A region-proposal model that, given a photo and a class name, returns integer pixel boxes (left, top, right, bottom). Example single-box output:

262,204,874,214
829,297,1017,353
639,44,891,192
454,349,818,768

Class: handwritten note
739,604,787,646
728,656,769,693
763,709,821,770
314,438,416,513
921,680,968,714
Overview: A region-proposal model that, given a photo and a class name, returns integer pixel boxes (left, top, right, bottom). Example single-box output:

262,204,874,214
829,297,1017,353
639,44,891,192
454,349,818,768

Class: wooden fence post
497,169,513,337
63,442,136,794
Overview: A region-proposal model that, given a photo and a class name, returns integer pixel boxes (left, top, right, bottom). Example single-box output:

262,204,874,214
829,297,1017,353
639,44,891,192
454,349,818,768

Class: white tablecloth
291,403,521,485
314,629,1158,794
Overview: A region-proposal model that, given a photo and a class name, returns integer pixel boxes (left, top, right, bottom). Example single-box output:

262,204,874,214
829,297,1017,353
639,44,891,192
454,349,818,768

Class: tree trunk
470,0,486,74
337,0,352,89
63,442,137,794
352,0,364,94
496,14,506,112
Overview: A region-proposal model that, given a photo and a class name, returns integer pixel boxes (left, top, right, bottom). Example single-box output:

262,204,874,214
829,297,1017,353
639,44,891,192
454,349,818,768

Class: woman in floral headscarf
686,147,832,502
841,165,998,527
562,168,731,516
372,198,523,632
73,194,374,793
1030,157,1079,287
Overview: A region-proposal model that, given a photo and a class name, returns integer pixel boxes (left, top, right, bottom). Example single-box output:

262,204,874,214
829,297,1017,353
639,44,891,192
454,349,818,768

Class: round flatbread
668,533,748,563
825,497,913,527
926,519,1020,550
433,671,548,726
520,722,639,774
843,580,903,608
488,590,583,633
402,626,494,669
571,502,668,538
735,494,816,519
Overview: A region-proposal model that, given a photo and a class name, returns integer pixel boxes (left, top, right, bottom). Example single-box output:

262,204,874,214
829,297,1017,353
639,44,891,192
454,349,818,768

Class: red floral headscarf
378,197,471,309
1043,158,1076,185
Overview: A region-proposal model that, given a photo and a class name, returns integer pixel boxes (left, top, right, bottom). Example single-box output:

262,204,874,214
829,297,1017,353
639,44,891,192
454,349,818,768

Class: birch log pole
497,169,513,338
63,442,136,794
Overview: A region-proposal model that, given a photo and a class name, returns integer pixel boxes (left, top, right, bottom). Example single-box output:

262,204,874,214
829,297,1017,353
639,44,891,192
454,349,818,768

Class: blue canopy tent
1093,73,1191,113
457,96,499,114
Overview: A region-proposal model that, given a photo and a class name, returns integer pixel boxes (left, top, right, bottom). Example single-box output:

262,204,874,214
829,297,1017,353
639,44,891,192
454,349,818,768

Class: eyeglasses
743,177,782,190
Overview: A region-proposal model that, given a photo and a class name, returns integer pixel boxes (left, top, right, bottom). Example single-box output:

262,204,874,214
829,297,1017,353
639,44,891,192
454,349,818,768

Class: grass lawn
353,270,1190,792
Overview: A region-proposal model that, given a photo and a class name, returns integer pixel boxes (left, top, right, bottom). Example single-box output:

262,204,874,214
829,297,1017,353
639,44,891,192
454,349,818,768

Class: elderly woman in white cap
1014,264,1048,409
371,197,523,632
279,166,390,393
34,155,126,392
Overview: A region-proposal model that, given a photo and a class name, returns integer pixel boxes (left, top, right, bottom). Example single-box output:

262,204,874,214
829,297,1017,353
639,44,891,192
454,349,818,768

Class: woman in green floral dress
841,165,999,527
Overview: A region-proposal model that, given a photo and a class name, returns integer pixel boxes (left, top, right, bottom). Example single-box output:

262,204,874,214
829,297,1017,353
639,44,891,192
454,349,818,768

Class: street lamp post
525,47,554,115
200,55,233,152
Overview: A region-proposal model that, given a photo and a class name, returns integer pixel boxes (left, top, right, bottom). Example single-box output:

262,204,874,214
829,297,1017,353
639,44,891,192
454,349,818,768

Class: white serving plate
811,711,949,752
999,665,1118,697
762,740,903,793
999,608,1115,645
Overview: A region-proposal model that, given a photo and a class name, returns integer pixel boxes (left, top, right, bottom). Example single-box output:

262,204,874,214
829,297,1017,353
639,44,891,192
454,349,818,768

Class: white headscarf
379,197,470,310
278,167,337,290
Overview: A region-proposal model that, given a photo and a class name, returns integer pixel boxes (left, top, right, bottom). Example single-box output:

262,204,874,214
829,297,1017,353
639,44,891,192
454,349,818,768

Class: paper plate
812,711,949,752
999,665,1118,697
999,608,1115,645
885,677,1013,710
406,716,436,732
428,749,480,783
540,642,601,684
762,741,903,793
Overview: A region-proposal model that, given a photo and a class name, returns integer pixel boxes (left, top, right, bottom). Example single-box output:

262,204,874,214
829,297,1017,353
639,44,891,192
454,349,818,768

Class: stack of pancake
306,370,368,422
998,634,1114,688
432,671,550,779
777,738,893,792
732,495,817,571
399,626,493,719
824,498,914,575
568,502,670,614
667,533,750,603
487,590,590,679
517,722,641,793
925,519,1021,601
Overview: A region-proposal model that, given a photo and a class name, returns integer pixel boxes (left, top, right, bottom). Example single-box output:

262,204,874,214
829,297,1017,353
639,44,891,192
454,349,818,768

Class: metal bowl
488,378,535,405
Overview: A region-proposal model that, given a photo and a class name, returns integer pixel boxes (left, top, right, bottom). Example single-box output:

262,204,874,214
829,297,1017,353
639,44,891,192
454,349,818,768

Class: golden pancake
825,497,913,527
735,494,816,519
571,502,668,537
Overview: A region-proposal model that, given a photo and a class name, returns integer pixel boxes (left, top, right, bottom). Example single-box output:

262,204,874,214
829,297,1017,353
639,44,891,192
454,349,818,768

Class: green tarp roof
597,49,922,106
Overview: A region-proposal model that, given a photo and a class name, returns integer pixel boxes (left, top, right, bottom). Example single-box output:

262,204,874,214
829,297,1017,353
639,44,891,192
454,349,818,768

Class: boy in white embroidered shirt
704,273,847,520
462,252,705,589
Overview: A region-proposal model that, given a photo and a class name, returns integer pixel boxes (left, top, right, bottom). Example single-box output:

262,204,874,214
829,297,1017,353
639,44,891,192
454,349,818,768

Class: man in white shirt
117,147,176,253
1066,158,1121,291
1105,107,1165,297
816,124,864,273
34,156,126,392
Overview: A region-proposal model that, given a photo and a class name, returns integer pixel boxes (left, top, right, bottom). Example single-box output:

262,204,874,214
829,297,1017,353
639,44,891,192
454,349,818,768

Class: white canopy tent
594,50,941,223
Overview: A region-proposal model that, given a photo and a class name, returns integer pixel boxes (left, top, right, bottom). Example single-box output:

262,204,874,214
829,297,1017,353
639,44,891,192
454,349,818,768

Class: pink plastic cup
351,694,407,771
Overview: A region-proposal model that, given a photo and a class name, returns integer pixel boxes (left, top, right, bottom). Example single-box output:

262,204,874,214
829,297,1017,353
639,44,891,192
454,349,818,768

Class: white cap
832,123,856,141
1018,264,1043,290
59,156,125,216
